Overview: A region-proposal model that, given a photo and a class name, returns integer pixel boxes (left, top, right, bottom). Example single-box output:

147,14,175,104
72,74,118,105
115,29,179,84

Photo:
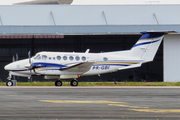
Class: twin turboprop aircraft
4,31,175,86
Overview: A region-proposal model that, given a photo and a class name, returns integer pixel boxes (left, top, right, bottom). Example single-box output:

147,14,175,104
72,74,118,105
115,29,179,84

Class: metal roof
14,0,73,5
0,5,180,35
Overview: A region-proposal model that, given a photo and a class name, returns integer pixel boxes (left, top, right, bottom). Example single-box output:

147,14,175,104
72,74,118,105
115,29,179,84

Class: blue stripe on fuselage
32,62,67,69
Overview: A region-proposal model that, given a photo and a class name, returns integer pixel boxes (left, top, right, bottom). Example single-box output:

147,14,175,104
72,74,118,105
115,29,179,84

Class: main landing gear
55,79,78,87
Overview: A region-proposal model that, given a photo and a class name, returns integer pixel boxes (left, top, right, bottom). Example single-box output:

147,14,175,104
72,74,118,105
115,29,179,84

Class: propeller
11,53,19,80
28,51,33,82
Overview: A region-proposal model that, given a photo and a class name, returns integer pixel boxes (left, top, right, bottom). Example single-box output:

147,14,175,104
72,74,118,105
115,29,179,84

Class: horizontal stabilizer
140,31,176,34
118,64,142,71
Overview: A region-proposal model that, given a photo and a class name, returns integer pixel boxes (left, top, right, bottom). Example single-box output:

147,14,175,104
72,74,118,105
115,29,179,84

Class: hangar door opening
0,35,163,82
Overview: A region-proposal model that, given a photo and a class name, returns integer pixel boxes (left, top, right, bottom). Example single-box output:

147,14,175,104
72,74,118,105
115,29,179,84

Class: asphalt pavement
0,86,180,120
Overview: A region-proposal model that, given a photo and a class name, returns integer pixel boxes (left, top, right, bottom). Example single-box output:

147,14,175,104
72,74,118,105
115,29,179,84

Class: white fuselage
4,51,143,79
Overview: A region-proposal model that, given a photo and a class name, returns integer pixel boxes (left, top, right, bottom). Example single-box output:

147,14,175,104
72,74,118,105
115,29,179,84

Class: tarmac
0,86,180,120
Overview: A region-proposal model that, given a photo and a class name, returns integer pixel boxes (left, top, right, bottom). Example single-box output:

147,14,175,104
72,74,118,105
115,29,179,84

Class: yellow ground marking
129,109,180,113
39,100,124,104
109,104,149,109
39,100,180,113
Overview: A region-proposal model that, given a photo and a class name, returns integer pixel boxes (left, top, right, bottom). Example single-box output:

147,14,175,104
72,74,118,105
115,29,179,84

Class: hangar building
0,4,179,82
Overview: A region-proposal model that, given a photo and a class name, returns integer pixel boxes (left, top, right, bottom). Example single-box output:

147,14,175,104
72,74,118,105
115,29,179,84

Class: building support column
164,34,180,82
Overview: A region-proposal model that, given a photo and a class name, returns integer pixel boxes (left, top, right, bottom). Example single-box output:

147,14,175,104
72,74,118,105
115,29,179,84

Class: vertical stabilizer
130,31,175,62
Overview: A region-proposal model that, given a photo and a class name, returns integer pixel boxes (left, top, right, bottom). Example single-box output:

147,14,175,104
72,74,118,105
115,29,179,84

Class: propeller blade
12,55,15,62
16,53,18,61
28,51,31,64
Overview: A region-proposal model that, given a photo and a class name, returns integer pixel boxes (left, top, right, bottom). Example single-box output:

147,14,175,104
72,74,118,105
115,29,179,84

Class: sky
0,0,180,5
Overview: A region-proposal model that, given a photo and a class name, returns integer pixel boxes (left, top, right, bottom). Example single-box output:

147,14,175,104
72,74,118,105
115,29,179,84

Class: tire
70,80,78,86
55,80,62,86
6,81,13,86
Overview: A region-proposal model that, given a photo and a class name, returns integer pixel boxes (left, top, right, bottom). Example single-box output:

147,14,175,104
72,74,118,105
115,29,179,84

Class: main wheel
55,80,62,86
70,80,78,86
6,81,13,86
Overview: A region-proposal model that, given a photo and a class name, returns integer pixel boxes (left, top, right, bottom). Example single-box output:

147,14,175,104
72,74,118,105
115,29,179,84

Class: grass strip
1,82,180,86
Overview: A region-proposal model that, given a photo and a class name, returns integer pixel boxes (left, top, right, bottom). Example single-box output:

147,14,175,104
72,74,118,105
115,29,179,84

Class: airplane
4,31,175,86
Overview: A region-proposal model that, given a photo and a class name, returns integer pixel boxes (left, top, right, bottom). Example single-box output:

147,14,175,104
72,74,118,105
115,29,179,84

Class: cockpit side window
34,54,41,60
42,55,47,60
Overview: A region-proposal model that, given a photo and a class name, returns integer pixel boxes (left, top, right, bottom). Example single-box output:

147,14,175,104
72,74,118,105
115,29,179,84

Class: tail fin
130,31,175,62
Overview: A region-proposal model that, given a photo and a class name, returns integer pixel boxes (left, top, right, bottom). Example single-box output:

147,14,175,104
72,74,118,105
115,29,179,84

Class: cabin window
57,56,61,60
42,55,47,60
53,57,55,60
63,56,67,61
103,57,108,61
82,56,86,61
75,56,80,61
49,57,51,60
69,56,74,61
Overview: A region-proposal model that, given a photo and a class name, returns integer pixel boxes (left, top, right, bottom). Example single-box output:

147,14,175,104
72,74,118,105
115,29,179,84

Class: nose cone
4,59,30,71
4,63,14,71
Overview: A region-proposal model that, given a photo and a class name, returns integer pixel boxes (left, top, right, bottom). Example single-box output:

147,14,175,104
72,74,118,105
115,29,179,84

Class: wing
60,62,94,73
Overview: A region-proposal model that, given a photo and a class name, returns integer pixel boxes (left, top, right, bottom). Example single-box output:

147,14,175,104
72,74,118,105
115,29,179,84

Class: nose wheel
6,80,13,86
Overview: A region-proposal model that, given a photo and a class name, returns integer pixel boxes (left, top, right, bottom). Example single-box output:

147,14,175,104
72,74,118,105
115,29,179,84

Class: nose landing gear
6,73,14,86
6,80,13,86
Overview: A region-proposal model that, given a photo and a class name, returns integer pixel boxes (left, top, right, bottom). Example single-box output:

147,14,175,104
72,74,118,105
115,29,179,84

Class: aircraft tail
130,31,175,62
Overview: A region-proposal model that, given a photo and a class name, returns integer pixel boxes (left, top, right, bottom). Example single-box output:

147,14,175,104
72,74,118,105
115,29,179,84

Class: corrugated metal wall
0,35,163,82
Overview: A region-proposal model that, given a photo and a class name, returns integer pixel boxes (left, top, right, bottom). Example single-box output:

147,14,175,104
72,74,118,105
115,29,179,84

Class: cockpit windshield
34,54,41,60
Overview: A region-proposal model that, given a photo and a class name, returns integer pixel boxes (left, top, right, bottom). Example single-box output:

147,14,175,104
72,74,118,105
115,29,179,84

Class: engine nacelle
44,76,59,79
44,75,78,79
